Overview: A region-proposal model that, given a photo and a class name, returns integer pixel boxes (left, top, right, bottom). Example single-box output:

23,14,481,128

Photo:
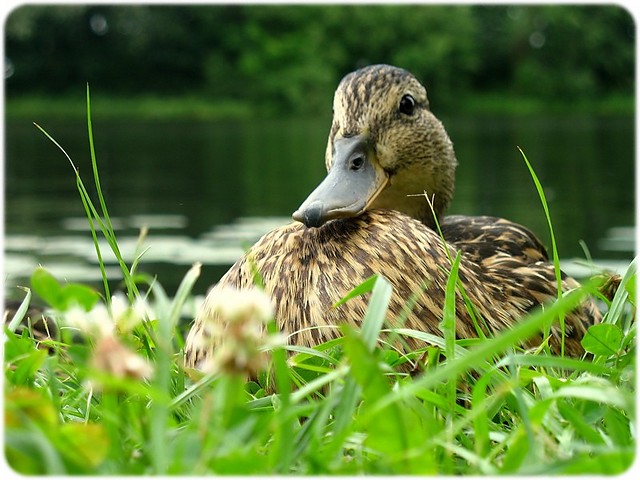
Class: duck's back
441,214,548,264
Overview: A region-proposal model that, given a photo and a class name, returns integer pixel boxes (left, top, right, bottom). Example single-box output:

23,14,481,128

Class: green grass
3,87,636,475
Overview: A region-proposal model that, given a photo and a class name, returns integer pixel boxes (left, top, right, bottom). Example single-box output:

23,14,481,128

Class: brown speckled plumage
185,65,599,370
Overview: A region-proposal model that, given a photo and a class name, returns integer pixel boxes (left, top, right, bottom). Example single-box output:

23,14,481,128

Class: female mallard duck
185,64,599,370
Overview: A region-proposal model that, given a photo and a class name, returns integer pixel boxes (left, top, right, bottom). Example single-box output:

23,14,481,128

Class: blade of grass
166,263,201,336
86,84,111,236
333,274,377,307
169,371,218,411
385,328,469,358
85,85,139,300
494,353,611,375
418,190,487,339
38,89,139,306
291,390,336,463
324,275,392,464
505,353,539,470
147,263,201,473
267,318,295,472
343,325,420,471
549,380,632,411
33,122,112,303
431,438,498,475
442,251,462,359
359,275,392,350
7,287,32,333
518,147,563,355
284,344,340,365
290,365,349,404
382,280,429,356
604,257,636,325
440,250,462,472
35,97,138,307
129,226,150,278
470,367,508,458
556,400,606,445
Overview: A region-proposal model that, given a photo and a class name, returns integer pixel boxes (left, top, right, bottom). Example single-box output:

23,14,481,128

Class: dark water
3,113,635,300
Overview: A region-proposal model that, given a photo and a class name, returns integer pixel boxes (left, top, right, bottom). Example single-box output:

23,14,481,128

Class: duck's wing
440,214,601,356
440,215,549,264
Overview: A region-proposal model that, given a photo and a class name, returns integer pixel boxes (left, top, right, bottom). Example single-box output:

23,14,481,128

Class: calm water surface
3,113,635,299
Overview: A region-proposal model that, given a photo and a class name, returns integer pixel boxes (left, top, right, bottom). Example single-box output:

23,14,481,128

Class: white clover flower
197,286,276,376
109,293,130,325
113,294,152,334
90,335,154,389
63,303,114,338
132,296,155,322
58,293,156,390
201,286,274,327
61,293,152,339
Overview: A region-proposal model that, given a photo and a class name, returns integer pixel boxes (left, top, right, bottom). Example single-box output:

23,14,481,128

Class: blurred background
3,4,635,299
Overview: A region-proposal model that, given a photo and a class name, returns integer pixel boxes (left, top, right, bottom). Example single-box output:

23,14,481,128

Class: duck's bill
292,135,388,228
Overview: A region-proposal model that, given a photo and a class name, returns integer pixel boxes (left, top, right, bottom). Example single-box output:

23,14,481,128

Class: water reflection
3,213,295,290
3,114,635,298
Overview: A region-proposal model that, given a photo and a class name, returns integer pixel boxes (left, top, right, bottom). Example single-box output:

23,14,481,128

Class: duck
184,64,600,371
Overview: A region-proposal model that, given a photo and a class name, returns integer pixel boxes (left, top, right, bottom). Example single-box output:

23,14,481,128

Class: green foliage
5,4,635,115
30,266,101,311
5,387,109,474
582,323,624,356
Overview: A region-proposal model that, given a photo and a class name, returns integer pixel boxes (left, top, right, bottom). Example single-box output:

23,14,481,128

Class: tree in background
4,4,634,115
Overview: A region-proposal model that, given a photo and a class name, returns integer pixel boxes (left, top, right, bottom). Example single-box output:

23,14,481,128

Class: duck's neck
370,158,455,230
415,194,449,230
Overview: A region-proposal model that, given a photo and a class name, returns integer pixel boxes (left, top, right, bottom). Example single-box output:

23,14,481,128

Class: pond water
3,112,635,300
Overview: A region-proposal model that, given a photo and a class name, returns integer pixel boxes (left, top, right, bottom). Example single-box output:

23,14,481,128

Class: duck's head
293,64,457,229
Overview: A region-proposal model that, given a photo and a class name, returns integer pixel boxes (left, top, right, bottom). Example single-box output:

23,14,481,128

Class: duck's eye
399,94,416,116
350,155,365,171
